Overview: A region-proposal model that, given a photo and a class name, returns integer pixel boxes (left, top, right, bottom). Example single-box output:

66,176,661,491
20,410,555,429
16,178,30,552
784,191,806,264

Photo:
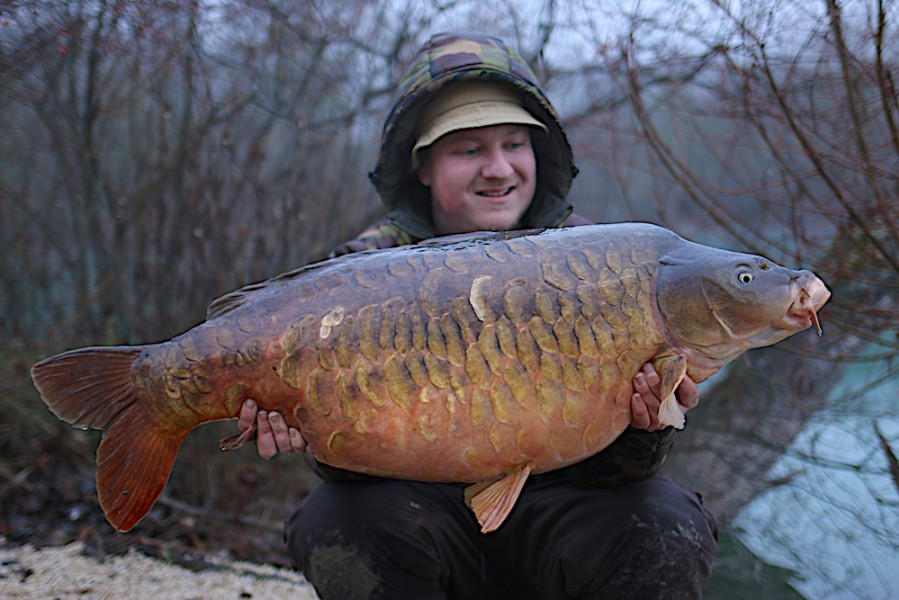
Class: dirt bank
0,538,317,599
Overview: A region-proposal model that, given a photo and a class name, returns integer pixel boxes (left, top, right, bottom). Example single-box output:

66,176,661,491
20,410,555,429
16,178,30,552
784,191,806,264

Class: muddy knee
283,481,461,600
299,530,380,600
597,488,718,598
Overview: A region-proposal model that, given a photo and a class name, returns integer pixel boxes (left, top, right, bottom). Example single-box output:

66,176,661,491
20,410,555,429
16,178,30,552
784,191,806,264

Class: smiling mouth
478,187,515,198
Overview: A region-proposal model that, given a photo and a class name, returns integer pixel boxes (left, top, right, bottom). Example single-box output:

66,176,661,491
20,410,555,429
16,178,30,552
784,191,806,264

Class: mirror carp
31,223,830,533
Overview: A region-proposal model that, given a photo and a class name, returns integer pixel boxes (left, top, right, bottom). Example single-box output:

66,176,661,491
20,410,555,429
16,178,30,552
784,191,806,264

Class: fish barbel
31,223,830,533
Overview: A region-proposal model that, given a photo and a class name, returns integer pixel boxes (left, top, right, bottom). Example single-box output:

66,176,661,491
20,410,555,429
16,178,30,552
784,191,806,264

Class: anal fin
464,463,532,533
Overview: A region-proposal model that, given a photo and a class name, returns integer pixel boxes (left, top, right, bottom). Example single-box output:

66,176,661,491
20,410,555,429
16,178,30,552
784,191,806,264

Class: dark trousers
284,474,718,599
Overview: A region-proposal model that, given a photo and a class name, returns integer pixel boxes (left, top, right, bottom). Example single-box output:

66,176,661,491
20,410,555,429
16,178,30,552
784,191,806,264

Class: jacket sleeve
329,218,420,257
562,427,678,488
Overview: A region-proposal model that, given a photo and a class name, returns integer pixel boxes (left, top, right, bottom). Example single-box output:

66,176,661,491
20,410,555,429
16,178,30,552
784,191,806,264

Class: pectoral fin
652,354,688,430
464,463,532,533
658,394,685,429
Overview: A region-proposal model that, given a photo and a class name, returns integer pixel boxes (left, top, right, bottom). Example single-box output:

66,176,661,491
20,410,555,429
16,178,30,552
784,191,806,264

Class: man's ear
417,160,432,187
416,149,432,186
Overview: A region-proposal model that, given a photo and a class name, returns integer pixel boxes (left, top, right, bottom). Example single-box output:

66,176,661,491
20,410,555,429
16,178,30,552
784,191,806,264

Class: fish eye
738,271,754,284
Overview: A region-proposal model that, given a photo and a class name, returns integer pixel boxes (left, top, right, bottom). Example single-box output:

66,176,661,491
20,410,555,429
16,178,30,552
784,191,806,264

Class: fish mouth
785,275,831,335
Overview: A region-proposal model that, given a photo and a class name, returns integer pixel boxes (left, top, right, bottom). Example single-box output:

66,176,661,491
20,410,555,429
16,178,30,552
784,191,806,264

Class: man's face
417,124,537,235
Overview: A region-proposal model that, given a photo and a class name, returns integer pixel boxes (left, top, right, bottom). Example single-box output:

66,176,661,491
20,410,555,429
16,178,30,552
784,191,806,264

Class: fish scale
30,223,830,533
265,234,644,481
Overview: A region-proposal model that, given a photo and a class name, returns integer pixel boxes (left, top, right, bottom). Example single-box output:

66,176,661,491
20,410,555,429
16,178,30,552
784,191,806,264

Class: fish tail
31,346,187,532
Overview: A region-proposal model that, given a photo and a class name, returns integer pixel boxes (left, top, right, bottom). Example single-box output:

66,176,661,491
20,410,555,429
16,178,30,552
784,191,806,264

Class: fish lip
785,276,831,333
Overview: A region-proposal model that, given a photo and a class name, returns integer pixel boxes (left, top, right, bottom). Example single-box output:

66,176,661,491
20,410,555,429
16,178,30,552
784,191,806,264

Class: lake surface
733,360,899,599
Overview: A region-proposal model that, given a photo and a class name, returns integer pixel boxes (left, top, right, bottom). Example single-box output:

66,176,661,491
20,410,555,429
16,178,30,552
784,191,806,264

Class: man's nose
481,147,514,179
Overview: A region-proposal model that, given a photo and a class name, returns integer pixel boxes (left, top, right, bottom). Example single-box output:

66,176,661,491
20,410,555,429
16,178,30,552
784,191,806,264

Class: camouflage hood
369,32,578,239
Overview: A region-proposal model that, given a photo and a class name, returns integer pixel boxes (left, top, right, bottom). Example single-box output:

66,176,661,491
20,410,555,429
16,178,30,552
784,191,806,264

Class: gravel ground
0,538,318,599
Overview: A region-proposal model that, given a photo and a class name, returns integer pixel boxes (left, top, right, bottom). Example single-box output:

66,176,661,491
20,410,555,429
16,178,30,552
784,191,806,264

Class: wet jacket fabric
312,31,679,489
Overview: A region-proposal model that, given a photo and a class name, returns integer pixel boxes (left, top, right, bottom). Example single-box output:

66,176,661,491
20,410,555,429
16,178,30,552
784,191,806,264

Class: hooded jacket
316,32,676,487
334,32,584,255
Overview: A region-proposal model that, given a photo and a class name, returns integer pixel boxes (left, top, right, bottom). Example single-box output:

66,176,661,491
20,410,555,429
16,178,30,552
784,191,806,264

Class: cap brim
412,100,547,154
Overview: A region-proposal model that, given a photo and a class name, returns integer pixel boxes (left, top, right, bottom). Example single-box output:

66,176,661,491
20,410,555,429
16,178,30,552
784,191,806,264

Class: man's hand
238,399,307,459
630,363,699,432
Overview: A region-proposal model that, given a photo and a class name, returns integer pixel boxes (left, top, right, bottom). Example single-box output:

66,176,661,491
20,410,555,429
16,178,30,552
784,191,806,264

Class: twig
0,461,38,492
154,494,284,533
874,421,899,493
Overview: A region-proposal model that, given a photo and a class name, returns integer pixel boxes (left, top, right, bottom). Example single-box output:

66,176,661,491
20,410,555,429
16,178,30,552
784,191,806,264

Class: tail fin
31,346,187,532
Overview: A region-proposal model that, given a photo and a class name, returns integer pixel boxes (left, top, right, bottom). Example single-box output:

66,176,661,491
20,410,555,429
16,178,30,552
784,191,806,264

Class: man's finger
634,372,660,409
238,399,257,431
630,394,652,430
289,428,307,453
255,410,278,459
269,412,294,453
639,364,662,396
676,375,700,410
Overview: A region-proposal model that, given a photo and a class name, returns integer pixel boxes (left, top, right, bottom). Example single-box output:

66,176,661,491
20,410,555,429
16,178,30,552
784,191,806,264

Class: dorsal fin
205,260,332,320
417,228,546,247
206,230,546,321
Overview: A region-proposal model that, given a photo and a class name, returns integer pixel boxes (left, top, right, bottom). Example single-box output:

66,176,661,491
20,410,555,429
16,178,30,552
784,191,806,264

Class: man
239,32,718,599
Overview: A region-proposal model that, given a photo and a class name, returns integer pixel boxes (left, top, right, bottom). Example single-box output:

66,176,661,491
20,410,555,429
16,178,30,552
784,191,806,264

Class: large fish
31,223,830,533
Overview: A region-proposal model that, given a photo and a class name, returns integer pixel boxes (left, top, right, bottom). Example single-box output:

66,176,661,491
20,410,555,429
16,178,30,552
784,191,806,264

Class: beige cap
412,81,547,156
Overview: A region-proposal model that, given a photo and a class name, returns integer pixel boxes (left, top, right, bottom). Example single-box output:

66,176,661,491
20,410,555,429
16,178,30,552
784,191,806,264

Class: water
733,360,899,599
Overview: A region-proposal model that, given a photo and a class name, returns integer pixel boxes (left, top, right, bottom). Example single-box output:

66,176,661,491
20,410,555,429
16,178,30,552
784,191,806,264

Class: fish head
655,246,831,367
